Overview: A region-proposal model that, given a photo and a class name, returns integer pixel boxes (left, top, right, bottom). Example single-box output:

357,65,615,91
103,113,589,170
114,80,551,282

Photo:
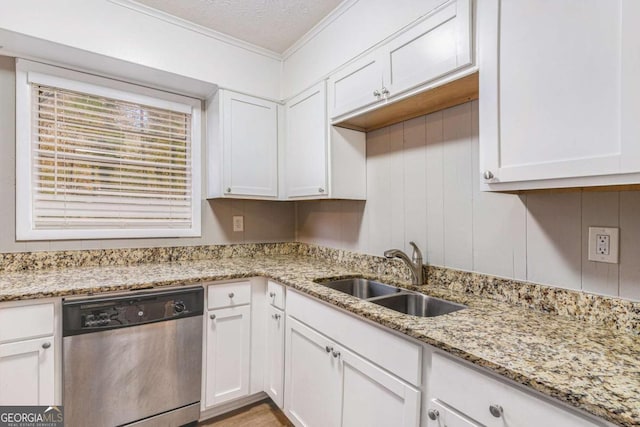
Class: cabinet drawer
207,281,251,309
0,303,54,344
267,281,285,309
430,353,603,427
426,400,481,427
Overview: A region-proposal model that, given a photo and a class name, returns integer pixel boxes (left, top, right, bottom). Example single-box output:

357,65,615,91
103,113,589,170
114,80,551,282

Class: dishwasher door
63,315,202,427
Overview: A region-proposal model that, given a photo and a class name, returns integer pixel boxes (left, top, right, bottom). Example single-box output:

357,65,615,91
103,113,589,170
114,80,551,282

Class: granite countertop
0,255,637,426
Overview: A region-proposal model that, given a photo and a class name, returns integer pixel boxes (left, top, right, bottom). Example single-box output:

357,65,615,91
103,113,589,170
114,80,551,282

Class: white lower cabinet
205,303,251,407
0,301,57,406
265,304,285,408
0,336,55,405
428,353,605,427
340,345,420,427
284,303,420,427
284,318,341,427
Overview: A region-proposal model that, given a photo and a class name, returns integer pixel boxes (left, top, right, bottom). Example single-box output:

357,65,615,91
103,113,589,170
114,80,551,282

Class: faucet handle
409,241,423,262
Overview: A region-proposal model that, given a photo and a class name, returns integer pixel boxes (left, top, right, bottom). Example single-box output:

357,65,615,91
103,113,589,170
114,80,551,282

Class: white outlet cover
588,226,619,264
233,215,244,232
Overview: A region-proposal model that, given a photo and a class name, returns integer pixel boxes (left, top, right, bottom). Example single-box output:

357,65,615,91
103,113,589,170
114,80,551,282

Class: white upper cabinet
285,81,366,200
328,51,385,119
207,89,279,199
328,0,474,120
384,0,472,96
285,81,328,198
479,0,640,191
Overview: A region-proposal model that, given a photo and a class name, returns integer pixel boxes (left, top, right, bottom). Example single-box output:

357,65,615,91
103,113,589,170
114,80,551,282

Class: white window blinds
16,60,202,240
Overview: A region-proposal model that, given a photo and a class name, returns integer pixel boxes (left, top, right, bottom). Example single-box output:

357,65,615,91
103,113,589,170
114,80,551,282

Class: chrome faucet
384,241,424,285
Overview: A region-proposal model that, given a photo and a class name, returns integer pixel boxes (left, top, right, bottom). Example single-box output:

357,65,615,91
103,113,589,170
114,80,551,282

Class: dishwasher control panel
63,286,204,336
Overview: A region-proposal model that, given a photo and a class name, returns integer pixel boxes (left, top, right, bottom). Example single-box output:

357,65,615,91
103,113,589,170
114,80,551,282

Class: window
15,59,201,240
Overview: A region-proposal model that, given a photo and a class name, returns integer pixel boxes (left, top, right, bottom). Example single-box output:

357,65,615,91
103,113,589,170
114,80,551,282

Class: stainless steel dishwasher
63,286,203,427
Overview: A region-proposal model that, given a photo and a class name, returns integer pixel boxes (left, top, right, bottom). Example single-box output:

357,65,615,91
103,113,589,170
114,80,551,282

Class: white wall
0,55,295,252
281,0,445,98
297,101,640,301
0,0,281,99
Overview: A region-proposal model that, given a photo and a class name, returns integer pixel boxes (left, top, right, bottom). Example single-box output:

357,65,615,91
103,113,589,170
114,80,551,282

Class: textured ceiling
134,0,344,53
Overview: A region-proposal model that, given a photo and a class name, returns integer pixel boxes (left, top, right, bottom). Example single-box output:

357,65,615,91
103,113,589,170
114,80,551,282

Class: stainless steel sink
370,293,466,317
317,277,466,318
318,278,402,299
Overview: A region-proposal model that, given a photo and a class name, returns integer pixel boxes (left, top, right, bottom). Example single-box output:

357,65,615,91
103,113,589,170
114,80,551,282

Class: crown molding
281,0,360,60
108,0,283,61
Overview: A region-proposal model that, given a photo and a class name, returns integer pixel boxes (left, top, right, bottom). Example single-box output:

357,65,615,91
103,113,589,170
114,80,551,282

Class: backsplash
297,101,640,301
0,242,301,272
427,266,639,335
0,241,637,334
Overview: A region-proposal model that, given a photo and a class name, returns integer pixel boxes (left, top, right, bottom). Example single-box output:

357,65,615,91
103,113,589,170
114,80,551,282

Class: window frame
15,59,202,240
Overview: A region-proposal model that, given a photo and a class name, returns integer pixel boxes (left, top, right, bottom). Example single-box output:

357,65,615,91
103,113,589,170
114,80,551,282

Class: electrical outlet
596,234,610,255
233,215,244,232
588,227,619,264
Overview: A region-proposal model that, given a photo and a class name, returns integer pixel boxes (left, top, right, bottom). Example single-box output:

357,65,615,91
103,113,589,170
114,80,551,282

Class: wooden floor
199,400,293,427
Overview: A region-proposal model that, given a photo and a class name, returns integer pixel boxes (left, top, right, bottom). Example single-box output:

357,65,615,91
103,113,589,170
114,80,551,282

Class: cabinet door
328,50,384,119
0,336,54,405
479,0,640,188
264,306,285,408
339,347,420,427
284,317,340,427
222,91,278,197
384,0,472,97
205,305,251,407
285,81,328,198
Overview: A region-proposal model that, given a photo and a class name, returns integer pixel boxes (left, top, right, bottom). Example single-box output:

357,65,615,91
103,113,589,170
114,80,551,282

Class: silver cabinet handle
427,409,439,420
272,313,281,320
325,345,332,353
318,188,325,193
373,89,381,98
41,342,51,349
226,187,231,193
210,314,216,320
228,292,234,298
269,292,276,298
483,170,494,180
489,404,503,418
332,350,341,359
381,87,390,96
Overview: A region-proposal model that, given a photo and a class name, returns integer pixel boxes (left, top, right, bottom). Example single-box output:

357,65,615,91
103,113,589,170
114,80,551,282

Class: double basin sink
316,278,466,318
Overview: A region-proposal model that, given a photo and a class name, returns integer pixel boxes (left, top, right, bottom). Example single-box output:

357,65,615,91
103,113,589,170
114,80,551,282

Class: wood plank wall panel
581,192,620,296
402,117,428,257
425,112,446,266
296,100,640,300
442,103,474,270
526,193,582,290
619,192,640,300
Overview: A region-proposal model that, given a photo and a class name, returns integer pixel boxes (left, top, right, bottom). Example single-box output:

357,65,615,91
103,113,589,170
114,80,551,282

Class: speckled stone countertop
0,254,638,426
